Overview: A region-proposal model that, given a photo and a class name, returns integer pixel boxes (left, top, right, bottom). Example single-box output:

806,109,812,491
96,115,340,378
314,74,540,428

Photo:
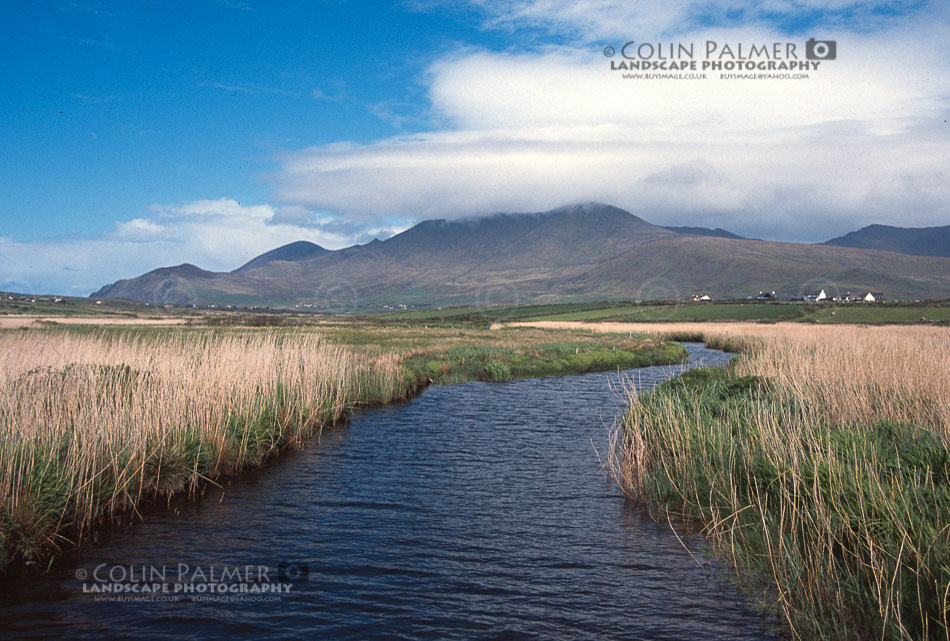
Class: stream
0,343,775,640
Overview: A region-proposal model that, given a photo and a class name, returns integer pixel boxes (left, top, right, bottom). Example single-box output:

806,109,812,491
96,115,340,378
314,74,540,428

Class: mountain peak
234,240,328,273
549,201,632,215
529,202,643,224
155,263,215,278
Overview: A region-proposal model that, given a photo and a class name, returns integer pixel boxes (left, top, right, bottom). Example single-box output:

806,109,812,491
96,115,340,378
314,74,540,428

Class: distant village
690,288,884,303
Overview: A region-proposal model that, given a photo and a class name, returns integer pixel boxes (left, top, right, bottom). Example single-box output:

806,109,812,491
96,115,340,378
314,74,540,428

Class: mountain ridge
92,203,950,307
822,223,950,257
662,225,746,239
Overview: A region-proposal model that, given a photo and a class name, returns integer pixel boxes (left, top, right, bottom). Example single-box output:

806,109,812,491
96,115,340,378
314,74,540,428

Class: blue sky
0,1,487,239
1,1,947,294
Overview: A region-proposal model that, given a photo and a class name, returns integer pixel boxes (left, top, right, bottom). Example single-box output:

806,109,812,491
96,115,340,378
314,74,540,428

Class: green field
373,301,800,324
794,304,950,324
1,297,150,317
374,300,950,325
374,301,622,323
527,302,803,322
5,292,949,327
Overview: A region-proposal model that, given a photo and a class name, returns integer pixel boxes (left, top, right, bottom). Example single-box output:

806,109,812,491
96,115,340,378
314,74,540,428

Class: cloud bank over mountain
274,2,950,241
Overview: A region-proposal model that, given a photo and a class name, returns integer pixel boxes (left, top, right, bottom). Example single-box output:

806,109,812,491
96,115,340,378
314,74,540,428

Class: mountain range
822,224,950,257
93,203,950,308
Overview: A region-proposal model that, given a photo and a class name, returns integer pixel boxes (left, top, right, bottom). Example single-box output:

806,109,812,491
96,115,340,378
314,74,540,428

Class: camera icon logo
805,38,836,60
277,562,310,583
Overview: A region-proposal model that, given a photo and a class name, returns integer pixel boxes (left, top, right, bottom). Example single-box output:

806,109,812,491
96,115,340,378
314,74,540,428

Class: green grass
306,321,690,385
621,365,950,640
8,293,949,327
373,301,810,324
0,297,166,318
374,301,627,325
527,302,805,322
376,301,950,325
401,338,688,385
796,304,950,324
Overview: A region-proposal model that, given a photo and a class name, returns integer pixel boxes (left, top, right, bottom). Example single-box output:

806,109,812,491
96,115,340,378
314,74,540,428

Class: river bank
524,322,950,640
0,323,685,573
0,342,777,640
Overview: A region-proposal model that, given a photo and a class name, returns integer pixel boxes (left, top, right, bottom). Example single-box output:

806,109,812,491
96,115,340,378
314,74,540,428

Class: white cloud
273,11,950,241
114,218,164,239
275,118,948,240
425,34,942,130
0,199,398,296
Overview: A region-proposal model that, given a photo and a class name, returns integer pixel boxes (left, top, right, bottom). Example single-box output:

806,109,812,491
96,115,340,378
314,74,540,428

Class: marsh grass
0,329,408,570
0,322,685,571
590,322,950,640
400,337,687,385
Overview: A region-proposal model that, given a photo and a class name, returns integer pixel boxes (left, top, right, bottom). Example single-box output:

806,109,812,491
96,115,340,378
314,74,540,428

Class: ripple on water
0,344,777,640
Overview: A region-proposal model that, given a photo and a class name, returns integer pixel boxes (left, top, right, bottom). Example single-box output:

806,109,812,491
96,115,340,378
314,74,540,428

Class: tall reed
0,329,407,569
583,322,950,640
518,321,949,432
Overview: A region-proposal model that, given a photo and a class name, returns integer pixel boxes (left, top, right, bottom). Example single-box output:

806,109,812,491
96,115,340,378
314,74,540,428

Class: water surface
0,343,775,640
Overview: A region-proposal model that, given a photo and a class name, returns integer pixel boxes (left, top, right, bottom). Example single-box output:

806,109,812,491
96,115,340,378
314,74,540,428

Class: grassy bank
400,338,685,384
0,323,684,572
0,330,412,571
602,323,950,640
281,320,687,384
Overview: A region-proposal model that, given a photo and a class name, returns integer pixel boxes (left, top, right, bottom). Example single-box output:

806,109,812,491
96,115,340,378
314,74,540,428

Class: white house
862,291,884,302
804,289,827,302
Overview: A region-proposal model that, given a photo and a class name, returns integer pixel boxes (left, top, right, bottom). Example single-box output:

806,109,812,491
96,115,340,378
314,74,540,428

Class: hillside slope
93,204,950,307
823,224,950,257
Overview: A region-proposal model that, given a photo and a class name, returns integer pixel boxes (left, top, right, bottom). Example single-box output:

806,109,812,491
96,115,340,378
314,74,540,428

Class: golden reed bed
0,329,405,567
512,321,950,434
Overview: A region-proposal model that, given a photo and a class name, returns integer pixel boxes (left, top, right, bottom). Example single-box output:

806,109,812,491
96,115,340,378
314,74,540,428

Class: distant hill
93,263,217,304
663,225,745,239
93,203,950,307
233,240,328,273
823,224,950,257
